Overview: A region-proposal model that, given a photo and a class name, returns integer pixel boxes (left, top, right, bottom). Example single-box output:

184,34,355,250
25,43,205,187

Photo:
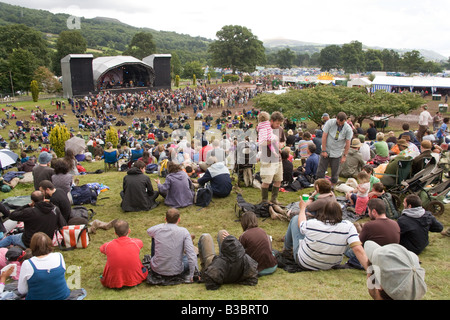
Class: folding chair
104,150,118,171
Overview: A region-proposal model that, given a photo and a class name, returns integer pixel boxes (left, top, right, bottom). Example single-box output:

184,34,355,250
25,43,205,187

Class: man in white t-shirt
283,198,369,271
417,104,433,142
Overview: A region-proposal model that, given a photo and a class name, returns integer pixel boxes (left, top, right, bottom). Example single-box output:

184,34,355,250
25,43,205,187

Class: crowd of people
0,84,449,301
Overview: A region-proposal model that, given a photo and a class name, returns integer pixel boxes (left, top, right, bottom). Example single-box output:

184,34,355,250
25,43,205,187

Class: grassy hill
0,1,212,64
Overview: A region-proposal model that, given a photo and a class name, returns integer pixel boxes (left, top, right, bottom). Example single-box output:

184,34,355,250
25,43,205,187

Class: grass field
0,92,449,301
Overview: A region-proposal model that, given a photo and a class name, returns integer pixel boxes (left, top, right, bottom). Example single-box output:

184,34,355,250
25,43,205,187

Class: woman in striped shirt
283,199,369,271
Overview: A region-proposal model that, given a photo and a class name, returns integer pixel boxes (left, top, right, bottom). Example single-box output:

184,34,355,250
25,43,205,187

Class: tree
182,61,203,79
400,50,424,74
122,32,156,60
30,80,39,102
319,45,342,71
33,66,62,93
7,48,39,92
170,52,182,80
253,86,425,127
381,49,400,72
276,48,296,69
53,30,87,75
105,127,119,148
365,49,383,71
49,124,70,158
208,25,266,74
341,41,365,73
174,75,180,87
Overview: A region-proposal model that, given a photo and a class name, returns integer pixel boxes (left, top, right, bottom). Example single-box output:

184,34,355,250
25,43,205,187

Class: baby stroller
233,140,257,187
389,155,447,215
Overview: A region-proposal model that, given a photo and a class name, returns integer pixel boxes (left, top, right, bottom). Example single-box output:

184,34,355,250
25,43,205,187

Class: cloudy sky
3,0,450,58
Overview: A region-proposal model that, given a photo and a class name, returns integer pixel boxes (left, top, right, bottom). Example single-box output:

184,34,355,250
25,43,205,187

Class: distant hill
0,1,212,64
262,37,447,62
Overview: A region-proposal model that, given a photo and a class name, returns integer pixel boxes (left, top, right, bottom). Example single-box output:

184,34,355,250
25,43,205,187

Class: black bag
379,193,399,220
69,206,95,222
195,186,213,207
71,185,98,205
235,193,270,218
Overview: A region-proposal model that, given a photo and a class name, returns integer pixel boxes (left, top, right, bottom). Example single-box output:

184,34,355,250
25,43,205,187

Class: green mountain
0,1,212,64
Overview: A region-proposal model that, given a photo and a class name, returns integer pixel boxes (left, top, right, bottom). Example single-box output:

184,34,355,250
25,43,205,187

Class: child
346,170,371,216
362,164,380,191
257,111,276,154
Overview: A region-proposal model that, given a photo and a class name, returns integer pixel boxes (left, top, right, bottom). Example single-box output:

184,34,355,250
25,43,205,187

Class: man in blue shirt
436,117,449,145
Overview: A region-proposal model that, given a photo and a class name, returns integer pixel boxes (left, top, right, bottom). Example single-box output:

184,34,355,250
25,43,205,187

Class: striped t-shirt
298,219,361,270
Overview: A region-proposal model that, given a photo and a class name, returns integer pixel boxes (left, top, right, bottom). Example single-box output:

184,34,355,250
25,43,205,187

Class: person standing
417,104,433,142
316,112,353,187
259,111,286,204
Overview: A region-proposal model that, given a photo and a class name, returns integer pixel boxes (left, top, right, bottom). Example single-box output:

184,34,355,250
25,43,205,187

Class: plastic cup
302,194,309,201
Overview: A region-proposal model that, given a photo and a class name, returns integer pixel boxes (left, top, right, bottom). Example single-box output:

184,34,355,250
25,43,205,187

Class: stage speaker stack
143,54,172,89
61,54,94,98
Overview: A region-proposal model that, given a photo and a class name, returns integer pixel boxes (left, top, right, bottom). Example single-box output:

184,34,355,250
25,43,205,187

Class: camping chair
103,150,118,171
379,159,413,190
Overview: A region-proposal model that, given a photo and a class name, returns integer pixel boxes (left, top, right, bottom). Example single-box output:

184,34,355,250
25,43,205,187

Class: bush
49,123,70,157
105,127,119,148
223,74,240,83
30,80,39,102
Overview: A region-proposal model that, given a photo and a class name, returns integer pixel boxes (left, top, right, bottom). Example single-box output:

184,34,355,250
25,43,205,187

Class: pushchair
388,155,447,215
232,140,257,187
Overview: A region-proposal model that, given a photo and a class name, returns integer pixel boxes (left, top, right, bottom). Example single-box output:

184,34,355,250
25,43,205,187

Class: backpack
69,206,96,223
145,163,158,174
159,159,169,177
194,186,213,207
379,192,399,220
235,193,271,218
71,184,98,205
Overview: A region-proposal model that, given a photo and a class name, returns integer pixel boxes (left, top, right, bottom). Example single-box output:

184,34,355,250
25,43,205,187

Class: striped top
298,219,361,270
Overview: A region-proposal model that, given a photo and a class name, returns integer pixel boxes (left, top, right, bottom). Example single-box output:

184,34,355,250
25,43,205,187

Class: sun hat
364,241,427,300
397,139,409,148
38,151,52,164
350,138,362,148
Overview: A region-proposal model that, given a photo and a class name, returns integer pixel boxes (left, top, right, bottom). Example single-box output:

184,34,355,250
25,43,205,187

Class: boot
270,186,281,205
261,187,269,203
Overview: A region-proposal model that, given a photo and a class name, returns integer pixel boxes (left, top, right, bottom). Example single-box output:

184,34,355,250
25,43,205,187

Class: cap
38,151,52,164
322,113,329,118
6,246,25,261
364,241,427,300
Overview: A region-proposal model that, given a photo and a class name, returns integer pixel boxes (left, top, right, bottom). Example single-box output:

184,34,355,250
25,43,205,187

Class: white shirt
419,110,433,126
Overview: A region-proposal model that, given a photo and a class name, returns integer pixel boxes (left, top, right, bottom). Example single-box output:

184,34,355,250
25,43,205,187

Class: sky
3,0,450,59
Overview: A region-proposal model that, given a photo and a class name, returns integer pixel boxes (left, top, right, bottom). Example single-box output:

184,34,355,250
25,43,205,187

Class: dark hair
52,159,69,175
303,132,311,140
39,180,55,190
308,143,316,153
240,211,258,231
337,112,347,122
133,160,146,170
362,164,374,175
405,194,422,208
281,148,290,160
29,232,53,256
368,198,386,215
402,123,410,130
372,182,384,192
114,220,129,237
168,161,183,173
316,201,342,225
166,207,180,224
314,178,332,194
270,111,284,122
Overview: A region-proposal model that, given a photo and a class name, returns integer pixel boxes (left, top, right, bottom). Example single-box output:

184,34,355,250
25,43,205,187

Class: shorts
260,162,283,184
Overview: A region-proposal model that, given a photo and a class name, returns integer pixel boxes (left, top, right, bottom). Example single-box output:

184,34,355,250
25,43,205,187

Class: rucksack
235,193,271,218
69,206,95,222
71,184,98,205
194,186,213,207
379,192,399,220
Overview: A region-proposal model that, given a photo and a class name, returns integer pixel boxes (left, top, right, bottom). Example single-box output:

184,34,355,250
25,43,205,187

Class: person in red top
99,220,148,288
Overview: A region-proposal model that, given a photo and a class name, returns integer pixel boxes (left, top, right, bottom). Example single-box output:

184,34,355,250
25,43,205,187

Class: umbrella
65,137,86,155
0,149,19,168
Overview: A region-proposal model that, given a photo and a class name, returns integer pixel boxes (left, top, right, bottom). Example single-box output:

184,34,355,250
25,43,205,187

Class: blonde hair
376,132,385,141
258,111,270,122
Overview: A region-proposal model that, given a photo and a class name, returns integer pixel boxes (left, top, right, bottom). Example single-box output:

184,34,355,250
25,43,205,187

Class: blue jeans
283,215,305,264
0,233,26,249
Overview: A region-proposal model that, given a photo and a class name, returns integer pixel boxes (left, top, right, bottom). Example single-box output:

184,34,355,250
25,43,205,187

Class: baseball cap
322,113,329,118
364,241,427,300
38,151,52,164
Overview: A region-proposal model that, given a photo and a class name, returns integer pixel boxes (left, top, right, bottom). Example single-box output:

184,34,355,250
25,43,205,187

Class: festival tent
347,78,372,87
371,76,450,93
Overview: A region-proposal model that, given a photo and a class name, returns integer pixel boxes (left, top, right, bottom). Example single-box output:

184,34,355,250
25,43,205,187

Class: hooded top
201,235,258,290
10,201,66,248
397,207,443,254
157,170,194,208
121,167,158,212
197,162,232,198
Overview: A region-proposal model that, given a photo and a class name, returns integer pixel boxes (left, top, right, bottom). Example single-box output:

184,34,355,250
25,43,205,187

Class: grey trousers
316,155,341,184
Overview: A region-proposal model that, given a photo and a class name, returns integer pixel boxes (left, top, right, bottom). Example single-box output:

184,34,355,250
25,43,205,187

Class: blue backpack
71,185,98,205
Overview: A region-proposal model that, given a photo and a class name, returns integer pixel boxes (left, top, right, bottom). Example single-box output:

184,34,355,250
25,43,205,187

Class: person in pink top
257,111,276,153
100,220,148,289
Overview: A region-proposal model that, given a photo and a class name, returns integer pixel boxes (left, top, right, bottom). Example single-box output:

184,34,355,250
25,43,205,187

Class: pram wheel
426,200,445,216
